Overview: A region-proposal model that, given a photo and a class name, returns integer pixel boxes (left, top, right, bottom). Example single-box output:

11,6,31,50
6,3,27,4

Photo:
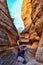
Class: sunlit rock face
20,0,41,48
21,0,32,28
21,0,43,48
19,0,43,65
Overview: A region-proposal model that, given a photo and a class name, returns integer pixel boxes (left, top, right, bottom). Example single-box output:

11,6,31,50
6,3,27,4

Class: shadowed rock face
0,50,18,65
35,33,43,62
0,0,18,53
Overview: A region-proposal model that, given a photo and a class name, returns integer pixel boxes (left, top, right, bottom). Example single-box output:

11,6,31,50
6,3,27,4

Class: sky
7,0,24,33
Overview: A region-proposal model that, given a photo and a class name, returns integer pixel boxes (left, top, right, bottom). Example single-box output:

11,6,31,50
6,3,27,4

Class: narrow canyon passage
0,0,43,65
7,0,24,33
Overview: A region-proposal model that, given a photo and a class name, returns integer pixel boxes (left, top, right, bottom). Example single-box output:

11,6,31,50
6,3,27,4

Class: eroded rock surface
0,0,43,65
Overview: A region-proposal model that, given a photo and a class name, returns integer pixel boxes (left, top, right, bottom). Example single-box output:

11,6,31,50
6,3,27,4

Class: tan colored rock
0,0,18,53
32,42,39,48
35,16,43,35
29,24,40,41
31,0,42,23
29,24,40,49
21,0,32,28
19,33,29,45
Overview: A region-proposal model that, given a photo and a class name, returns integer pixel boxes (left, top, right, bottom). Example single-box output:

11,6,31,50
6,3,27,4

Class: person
17,44,27,64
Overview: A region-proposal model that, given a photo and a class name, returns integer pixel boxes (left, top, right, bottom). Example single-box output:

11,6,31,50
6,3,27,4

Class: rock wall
21,0,32,28
0,0,43,65
0,0,18,53
19,0,43,65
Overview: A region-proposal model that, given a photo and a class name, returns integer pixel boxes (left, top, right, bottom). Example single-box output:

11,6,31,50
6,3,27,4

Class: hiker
17,45,26,63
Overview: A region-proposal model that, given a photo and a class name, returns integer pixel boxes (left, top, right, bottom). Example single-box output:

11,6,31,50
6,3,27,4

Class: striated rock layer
19,0,43,65
21,0,32,28
0,0,18,53
0,0,43,65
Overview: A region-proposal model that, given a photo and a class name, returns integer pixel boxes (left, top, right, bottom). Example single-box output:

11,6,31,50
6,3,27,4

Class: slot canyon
0,0,43,65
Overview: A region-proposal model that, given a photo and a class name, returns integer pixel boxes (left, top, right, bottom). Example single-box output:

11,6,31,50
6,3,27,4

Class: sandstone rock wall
21,0,32,28
19,0,43,64
0,0,43,65
0,0,18,53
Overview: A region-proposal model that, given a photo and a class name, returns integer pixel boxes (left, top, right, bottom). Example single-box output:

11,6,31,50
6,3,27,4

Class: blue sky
7,0,24,33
